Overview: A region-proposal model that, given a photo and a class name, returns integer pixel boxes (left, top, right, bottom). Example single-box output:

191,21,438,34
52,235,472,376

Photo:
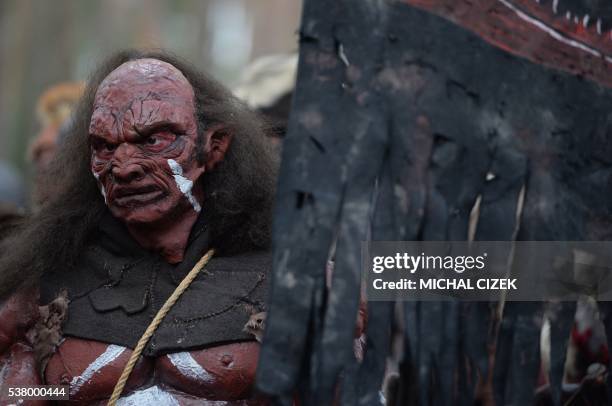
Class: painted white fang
597,19,602,35
583,15,590,27
552,0,559,14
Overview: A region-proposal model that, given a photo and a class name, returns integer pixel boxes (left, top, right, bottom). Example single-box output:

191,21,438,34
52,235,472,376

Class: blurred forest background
0,0,301,193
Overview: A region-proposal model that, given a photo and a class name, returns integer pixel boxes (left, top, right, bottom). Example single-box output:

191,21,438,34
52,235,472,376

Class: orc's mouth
499,0,612,62
112,185,166,207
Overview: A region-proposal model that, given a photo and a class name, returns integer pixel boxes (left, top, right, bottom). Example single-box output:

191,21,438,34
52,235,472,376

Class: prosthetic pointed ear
203,125,233,171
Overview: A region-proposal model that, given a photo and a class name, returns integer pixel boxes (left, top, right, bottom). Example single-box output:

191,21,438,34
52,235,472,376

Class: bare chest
44,337,265,404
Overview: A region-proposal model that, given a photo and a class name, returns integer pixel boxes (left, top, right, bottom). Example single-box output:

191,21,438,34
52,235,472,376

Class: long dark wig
0,50,278,300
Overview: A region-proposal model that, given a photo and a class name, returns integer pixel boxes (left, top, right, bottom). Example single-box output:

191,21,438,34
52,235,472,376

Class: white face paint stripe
70,344,125,395
167,352,215,384
100,185,107,204
116,385,179,406
167,159,202,212
92,171,108,204
497,0,612,64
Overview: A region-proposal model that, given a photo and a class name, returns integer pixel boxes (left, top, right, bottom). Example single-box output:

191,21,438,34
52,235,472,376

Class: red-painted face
89,59,204,225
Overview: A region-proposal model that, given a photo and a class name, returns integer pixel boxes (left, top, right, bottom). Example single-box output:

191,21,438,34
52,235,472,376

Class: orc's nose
111,162,145,183
110,143,145,183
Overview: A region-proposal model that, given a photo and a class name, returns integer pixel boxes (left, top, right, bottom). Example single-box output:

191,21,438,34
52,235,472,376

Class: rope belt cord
107,248,215,406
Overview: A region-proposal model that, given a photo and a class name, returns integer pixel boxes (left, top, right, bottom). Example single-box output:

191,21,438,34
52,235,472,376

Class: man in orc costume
0,50,277,405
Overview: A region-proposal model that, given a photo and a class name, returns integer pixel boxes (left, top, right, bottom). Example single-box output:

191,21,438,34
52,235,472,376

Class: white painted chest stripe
167,352,215,384
117,385,179,406
69,344,126,395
